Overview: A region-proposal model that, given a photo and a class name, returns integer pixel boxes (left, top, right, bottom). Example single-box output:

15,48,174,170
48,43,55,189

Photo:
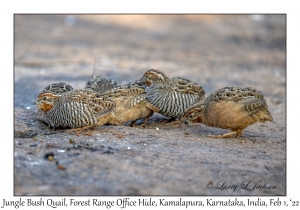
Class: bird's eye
43,97,47,100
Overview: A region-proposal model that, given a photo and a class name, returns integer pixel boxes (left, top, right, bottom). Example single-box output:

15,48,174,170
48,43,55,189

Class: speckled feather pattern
184,86,274,137
43,82,74,95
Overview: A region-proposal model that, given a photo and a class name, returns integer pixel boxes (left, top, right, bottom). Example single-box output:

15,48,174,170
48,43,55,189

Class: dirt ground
14,15,286,195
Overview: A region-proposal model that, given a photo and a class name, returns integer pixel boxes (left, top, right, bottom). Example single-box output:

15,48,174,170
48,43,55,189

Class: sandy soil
14,14,286,195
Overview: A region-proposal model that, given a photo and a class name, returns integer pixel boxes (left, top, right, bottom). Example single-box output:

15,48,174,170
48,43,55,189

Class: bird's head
36,92,60,113
184,103,204,125
141,68,169,86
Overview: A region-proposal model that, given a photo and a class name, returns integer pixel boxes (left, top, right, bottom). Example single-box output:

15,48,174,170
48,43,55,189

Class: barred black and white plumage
36,89,115,129
141,69,205,119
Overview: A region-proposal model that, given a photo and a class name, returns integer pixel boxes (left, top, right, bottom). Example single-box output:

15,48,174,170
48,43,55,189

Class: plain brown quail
85,75,158,127
183,87,274,138
97,83,159,127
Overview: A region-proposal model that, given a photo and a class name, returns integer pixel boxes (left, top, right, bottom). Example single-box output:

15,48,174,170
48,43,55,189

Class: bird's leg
207,131,236,138
136,116,150,128
129,120,137,127
66,115,111,136
66,124,97,136
131,110,154,128
235,130,243,138
164,117,184,126
164,117,181,126
66,127,82,134
207,129,244,138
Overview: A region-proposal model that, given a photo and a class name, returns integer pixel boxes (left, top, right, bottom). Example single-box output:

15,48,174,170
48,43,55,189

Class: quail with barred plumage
141,69,205,123
36,82,73,129
183,87,274,138
36,88,116,134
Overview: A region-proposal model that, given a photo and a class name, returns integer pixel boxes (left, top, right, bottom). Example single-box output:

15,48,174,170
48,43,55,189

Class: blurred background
14,14,285,109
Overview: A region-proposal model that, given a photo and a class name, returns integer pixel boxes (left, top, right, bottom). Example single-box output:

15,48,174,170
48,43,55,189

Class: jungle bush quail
183,87,274,138
141,68,205,123
91,81,159,127
36,88,116,133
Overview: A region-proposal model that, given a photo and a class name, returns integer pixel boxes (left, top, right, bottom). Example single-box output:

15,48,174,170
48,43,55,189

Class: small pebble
44,152,54,161
29,144,38,147
57,165,66,170
156,127,159,130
